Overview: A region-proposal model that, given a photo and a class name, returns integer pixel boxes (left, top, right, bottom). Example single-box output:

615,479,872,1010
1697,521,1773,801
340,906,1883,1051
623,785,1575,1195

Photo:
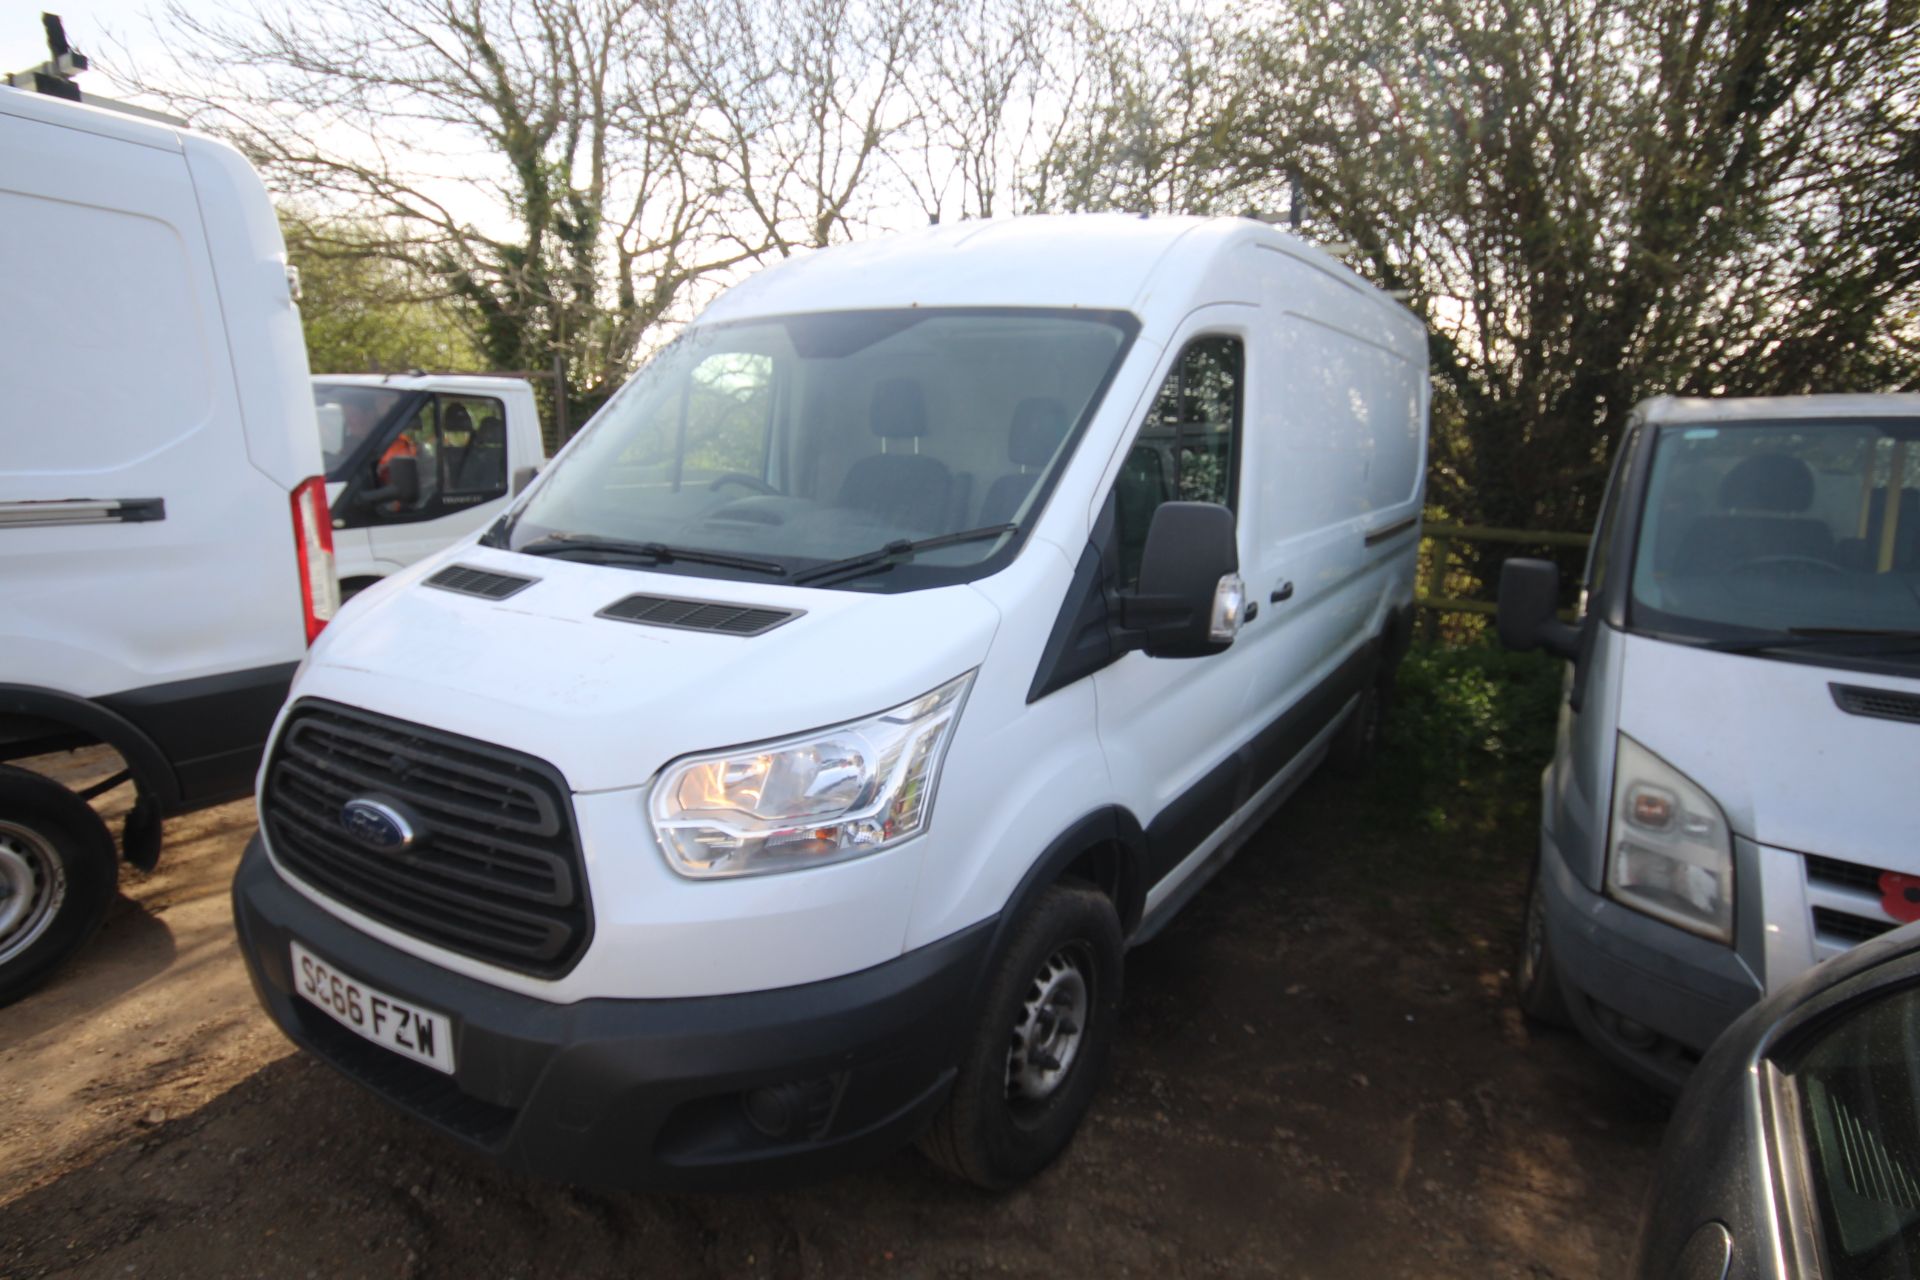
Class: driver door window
1113,335,1243,588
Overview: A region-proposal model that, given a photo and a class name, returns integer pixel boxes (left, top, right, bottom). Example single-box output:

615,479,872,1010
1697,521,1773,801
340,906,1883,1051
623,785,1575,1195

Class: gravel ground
1,746,1668,1278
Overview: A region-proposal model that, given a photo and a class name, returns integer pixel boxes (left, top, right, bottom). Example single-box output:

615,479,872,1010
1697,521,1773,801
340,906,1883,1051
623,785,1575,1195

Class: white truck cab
1,82,334,1001
1500,394,1920,1090
311,374,545,593
234,214,1429,1189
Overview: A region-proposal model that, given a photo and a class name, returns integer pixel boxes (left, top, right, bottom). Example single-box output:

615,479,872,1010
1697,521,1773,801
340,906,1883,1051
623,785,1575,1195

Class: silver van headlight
1606,734,1734,943
648,672,974,878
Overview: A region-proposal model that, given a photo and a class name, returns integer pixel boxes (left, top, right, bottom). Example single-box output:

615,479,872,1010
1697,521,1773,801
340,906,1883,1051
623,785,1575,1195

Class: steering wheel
1730,554,1843,577
708,473,779,496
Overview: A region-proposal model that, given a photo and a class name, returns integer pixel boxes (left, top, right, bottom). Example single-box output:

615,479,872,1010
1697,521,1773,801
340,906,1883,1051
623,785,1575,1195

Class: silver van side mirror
1497,558,1582,661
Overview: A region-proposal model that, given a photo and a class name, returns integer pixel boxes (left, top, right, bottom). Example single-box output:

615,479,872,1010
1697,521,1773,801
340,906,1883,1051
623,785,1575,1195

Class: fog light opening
741,1073,848,1142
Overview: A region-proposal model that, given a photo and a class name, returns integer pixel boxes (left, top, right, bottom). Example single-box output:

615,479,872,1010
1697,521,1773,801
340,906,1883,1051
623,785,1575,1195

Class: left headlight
1606,733,1735,943
649,671,975,879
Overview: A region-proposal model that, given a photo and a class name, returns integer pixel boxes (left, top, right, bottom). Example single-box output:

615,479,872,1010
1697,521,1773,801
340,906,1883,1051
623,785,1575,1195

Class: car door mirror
358,454,421,508
1118,501,1244,659
315,404,345,457
1497,558,1582,661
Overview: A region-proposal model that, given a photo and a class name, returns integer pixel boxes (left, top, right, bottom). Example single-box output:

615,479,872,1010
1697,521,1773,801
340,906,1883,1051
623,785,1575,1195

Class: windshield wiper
791,524,1017,586
1699,627,1920,655
516,533,788,577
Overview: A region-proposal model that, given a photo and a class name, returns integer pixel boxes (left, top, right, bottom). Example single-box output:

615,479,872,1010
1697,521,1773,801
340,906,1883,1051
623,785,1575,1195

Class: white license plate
289,941,455,1074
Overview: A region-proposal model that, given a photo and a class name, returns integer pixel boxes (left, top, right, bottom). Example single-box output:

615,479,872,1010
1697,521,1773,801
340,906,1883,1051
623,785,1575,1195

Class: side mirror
1120,501,1244,659
1497,558,1582,661
358,454,422,508
315,404,345,457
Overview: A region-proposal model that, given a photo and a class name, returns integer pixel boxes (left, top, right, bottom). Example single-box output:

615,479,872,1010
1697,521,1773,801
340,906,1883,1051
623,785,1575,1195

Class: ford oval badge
340,798,415,851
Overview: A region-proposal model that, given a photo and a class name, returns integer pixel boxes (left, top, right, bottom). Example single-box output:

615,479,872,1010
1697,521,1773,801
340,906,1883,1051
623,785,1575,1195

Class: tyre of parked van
0,765,119,1005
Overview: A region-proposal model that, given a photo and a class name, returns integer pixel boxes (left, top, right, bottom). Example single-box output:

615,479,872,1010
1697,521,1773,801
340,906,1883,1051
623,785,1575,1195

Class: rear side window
1113,335,1242,587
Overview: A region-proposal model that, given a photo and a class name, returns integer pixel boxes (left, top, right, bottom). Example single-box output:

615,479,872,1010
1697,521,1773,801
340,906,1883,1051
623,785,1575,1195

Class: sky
2,3,165,96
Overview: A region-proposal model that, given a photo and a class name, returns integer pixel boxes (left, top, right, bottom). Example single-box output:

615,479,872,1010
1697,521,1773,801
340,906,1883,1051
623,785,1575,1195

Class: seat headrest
1718,454,1814,513
870,379,928,439
442,402,474,434
1009,398,1068,467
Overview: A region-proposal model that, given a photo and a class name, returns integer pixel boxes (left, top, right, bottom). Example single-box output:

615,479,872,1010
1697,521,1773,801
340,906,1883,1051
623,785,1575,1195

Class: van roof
695,213,1420,332
0,81,185,152
1642,393,1920,425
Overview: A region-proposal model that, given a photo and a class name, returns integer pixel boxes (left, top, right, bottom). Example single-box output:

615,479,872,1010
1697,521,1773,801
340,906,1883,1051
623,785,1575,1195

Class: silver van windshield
1630,420,1920,647
507,308,1136,587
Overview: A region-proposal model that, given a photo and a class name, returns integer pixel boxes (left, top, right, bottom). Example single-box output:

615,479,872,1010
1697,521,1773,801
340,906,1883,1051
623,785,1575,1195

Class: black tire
1328,666,1393,774
1515,860,1572,1028
919,883,1123,1189
0,765,119,1006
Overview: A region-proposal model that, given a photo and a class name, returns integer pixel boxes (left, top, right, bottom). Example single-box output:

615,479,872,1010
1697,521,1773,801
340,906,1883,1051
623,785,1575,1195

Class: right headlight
1606,733,1735,943
648,672,973,879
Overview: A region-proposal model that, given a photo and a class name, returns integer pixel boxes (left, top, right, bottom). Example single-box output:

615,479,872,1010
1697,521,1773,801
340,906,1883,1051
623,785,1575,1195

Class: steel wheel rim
1006,943,1092,1107
0,821,66,966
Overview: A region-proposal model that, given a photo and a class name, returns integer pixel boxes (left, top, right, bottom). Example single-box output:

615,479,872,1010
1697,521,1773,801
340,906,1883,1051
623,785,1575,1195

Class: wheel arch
0,684,182,813
974,807,1149,998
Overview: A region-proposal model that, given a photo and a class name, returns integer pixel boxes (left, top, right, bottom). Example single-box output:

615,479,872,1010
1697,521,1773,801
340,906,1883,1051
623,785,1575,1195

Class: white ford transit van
311,374,546,595
1499,395,1920,1090
1,84,334,1001
233,214,1429,1188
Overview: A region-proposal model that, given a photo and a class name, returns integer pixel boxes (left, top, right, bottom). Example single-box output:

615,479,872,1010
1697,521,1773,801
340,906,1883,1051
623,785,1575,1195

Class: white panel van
1500,395,1920,1090
0,84,335,1001
232,215,1428,1189
311,374,546,594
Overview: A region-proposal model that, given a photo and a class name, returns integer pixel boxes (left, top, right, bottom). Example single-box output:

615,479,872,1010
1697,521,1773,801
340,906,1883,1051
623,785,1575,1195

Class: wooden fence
1415,520,1591,632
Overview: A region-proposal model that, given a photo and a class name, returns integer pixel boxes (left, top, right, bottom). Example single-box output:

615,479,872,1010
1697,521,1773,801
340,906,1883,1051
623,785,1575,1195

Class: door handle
1270,581,1294,604
1244,601,1259,622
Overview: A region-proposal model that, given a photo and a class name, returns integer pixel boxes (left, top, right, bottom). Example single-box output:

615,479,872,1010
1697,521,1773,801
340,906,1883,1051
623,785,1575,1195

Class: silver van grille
1805,854,1903,956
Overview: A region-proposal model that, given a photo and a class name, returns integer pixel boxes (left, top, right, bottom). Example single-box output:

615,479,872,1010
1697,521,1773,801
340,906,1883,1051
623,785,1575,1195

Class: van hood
292,548,1001,793
1616,633,1920,872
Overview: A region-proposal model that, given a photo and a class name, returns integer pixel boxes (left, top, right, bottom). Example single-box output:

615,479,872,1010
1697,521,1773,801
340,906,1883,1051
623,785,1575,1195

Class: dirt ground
0,747,1669,1279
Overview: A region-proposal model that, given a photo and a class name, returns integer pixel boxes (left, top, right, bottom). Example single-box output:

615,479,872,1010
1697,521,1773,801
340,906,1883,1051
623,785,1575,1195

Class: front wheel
1515,861,1572,1028
919,882,1123,1189
0,765,119,1006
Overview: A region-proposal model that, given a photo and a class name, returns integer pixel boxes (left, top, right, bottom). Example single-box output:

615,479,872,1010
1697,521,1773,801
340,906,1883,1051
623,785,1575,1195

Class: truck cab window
1114,335,1243,588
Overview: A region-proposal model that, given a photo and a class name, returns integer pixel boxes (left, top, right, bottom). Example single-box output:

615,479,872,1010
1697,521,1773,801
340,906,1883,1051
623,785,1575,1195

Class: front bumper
1537,828,1763,1093
232,833,994,1190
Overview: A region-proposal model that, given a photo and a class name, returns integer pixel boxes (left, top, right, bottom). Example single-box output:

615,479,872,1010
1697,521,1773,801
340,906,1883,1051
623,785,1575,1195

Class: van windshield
1629,420,1920,654
505,308,1138,589
313,383,410,480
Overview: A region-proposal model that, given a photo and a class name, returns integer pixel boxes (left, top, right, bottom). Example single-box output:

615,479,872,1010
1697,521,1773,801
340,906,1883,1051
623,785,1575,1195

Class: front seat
1673,453,1834,574
837,379,954,532
979,397,1069,526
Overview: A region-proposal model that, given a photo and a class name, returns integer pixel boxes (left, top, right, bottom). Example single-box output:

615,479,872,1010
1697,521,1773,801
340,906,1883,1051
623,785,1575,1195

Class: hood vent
1831,683,1920,726
597,592,801,637
426,564,538,601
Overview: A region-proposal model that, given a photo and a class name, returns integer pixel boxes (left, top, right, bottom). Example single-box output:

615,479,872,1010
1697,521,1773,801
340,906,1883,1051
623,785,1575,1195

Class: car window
1794,981,1920,1278
1113,335,1243,588
439,394,510,497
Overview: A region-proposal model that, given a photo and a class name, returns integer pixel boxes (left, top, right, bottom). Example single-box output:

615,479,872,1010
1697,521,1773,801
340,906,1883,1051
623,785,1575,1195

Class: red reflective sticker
1877,871,1920,924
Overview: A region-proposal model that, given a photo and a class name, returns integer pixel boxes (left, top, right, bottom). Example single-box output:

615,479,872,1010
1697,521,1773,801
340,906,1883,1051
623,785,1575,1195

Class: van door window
1584,424,1641,613
438,394,511,500
352,392,510,524
1114,335,1243,588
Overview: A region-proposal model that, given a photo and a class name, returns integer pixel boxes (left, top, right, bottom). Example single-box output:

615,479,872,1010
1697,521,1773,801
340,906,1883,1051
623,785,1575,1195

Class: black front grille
1814,907,1897,946
1807,854,1882,895
263,701,590,978
1831,683,1920,726
426,564,539,601
597,592,800,636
